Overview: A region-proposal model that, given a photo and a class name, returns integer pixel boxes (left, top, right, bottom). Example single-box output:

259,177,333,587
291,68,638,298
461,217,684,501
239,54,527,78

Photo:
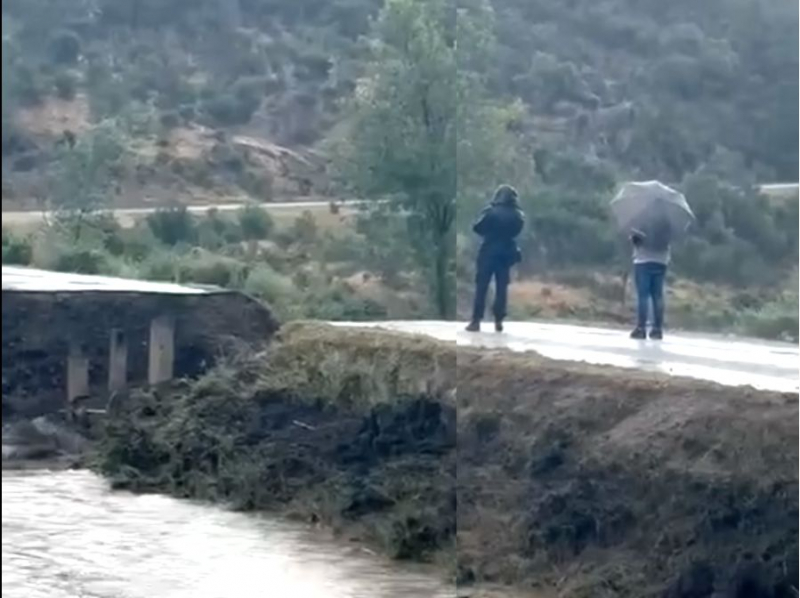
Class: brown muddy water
2,470,454,598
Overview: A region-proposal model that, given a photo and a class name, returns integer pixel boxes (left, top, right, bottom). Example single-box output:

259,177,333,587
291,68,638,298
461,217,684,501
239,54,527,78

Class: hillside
1,0,797,331
2,0,382,209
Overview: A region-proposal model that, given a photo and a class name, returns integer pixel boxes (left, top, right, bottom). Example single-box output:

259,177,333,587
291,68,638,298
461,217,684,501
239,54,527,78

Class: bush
176,253,247,288
48,30,82,65
139,251,178,281
2,230,33,265
238,204,274,240
203,93,257,126
194,209,244,250
243,264,297,306
146,206,197,247
52,246,113,275
54,71,79,101
239,168,274,200
292,211,319,246
232,76,266,112
12,66,47,107
159,110,181,130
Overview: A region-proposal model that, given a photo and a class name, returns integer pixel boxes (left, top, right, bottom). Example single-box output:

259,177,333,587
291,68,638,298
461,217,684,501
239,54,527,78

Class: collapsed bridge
2,266,279,416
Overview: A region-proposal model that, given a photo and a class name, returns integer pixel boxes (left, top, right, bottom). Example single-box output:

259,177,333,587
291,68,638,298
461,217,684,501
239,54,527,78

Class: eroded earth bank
55,323,797,597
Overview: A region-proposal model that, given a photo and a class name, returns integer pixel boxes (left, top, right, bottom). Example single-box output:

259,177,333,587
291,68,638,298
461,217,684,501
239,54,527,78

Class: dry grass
15,95,92,138
264,322,456,409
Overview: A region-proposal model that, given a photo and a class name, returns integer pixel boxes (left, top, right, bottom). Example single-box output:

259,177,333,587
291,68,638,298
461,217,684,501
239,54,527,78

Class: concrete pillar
108,329,128,392
148,315,175,385
66,341,89,404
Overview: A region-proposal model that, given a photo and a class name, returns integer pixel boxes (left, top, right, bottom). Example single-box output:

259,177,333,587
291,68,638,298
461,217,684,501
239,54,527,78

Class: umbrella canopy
610,180,695,238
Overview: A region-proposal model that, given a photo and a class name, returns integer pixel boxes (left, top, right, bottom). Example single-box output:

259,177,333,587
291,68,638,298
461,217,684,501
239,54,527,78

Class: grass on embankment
93,322,797,597
96,323,456,567
457,350,798,598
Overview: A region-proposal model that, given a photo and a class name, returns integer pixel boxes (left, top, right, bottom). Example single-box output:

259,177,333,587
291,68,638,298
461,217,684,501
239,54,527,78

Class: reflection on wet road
335,321,798,393
2,470,452,598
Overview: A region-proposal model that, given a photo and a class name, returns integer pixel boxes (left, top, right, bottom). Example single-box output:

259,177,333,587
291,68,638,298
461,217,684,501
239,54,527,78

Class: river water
2,470,454,598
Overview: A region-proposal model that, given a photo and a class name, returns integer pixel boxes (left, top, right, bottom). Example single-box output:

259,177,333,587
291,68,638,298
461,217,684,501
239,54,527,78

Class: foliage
338,0,458,318
146,206,197,247
48,121,126,236
1,230,33,265
48,30,82,65
238,204,275,241
54,71,79,101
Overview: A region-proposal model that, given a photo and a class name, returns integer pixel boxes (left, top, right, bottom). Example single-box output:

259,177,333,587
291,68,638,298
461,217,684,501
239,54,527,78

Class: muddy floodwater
2,470,453,598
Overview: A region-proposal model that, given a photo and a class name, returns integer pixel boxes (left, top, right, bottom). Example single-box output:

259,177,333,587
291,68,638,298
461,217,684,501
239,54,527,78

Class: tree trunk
432,236,453,320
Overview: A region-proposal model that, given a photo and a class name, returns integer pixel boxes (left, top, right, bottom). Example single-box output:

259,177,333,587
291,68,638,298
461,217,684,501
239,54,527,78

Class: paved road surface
2,266,795,392
2,200,376,226
335,321,799,393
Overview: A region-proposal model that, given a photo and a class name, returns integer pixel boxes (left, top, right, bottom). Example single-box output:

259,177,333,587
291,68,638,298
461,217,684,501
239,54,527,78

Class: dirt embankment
91,323,797,597
96,323,457,567
457,351,798,598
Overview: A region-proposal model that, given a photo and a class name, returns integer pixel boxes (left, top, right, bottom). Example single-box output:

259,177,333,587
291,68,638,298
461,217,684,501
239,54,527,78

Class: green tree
338,0,457,318
48,121,126,237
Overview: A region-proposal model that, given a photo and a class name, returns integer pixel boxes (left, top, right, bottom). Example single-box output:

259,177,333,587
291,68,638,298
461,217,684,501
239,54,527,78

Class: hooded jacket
473,185,525,265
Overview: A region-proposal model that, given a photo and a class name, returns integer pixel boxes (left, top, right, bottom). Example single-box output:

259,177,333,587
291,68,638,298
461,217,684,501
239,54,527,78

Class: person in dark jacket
466,184,525,333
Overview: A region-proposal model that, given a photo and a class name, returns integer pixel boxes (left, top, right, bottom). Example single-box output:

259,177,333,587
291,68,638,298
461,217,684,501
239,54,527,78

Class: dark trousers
471,258,511,322
634,262,667,330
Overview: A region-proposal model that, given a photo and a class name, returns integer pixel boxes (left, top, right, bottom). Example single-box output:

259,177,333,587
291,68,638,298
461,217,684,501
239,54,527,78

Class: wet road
2,470,452,598
335,321,799,393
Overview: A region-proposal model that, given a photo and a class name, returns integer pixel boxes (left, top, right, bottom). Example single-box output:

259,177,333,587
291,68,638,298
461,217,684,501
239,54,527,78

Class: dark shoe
630,327,646,340
465,321,481,332
649,328,663,340
495,319,504,333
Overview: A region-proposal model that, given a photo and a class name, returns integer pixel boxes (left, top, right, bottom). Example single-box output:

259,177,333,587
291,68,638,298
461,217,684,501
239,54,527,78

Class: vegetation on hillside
1,0,797,328
1,206,432,321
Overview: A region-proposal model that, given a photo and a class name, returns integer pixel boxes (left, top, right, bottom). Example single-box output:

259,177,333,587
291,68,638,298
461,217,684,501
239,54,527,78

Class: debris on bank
2,414,91,468
96,323,456,566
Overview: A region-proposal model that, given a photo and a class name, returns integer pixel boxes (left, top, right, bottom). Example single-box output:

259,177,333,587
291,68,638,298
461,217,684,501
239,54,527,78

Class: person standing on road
466,185,525,333
629,216,671,340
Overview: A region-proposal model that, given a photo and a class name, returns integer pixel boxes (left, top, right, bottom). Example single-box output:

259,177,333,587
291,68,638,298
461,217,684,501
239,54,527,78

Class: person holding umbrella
610,181,695,340
466,184,525,333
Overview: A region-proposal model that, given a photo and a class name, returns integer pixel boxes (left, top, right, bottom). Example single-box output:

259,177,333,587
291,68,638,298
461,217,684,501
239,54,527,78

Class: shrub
232,77,266,112
238,204,274,240
243,264,297,306
48,30,82,65
54,71,79,100
12,66,47,106
292,211,319,246
139,251,178,281
159,110,181,130
176,253,247,288
196,209,245,249
203,94,256,126
2,230,33,265
146,206,197,246
52,246,113,275
239,168,274,200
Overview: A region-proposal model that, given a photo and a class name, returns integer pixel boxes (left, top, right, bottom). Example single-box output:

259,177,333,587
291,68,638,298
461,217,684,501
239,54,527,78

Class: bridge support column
108,329,128,391
66,341,89,404
148,315,175,385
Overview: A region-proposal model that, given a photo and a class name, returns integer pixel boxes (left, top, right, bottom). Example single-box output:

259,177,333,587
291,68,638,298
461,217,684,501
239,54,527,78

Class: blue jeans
634,262,667,330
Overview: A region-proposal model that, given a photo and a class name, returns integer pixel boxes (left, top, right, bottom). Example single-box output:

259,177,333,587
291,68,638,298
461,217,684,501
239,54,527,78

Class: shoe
649,329,663,340
465,321,481,332
494,320,504,333
630,327,646,340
